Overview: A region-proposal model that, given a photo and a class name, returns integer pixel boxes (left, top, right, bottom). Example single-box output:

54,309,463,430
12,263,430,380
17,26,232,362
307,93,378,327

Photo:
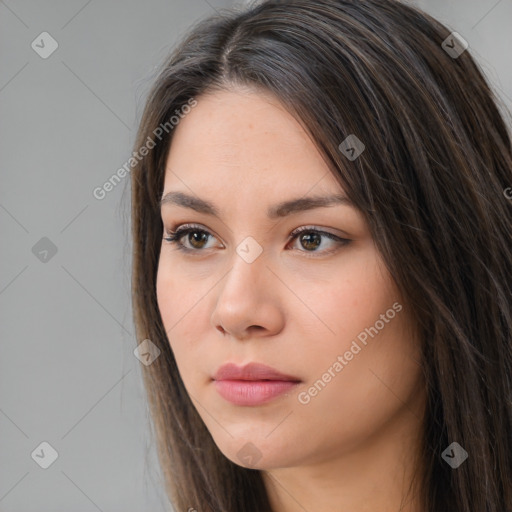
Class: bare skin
156,86,427,512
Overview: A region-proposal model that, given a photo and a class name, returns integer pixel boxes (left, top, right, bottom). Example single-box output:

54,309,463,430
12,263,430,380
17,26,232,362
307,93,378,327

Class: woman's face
156,87,425,471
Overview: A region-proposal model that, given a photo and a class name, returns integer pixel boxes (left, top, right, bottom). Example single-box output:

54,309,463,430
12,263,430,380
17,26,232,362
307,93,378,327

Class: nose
210,248,285,341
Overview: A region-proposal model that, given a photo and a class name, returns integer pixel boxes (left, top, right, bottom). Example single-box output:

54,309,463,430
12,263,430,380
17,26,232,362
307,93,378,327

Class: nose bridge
223,237,269,300
211,238,283,338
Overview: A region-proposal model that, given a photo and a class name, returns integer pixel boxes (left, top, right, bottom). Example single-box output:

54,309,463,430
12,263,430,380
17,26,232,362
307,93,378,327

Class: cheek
156,260,210,355
156,257,196,327
293,247,419,403
293,246,396,349
156,262,189,354
291,296,421,455
156,263,203,391
155,264,173,327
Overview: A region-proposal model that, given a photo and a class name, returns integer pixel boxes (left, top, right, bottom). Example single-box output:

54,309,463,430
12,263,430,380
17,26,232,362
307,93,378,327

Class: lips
212,362,301,382
212,362,301,406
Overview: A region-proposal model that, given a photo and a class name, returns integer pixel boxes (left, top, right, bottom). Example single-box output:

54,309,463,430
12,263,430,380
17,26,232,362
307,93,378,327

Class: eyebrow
159,191,353,219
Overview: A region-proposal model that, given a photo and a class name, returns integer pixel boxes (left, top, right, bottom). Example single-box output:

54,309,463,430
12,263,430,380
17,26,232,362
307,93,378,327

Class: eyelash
162,223,351,257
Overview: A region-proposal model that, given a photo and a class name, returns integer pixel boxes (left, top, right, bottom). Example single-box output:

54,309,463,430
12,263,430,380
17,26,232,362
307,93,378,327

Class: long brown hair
130,1,512,510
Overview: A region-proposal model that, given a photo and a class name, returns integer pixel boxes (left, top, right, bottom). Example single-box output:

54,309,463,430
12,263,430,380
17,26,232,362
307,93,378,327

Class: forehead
163,88,342,194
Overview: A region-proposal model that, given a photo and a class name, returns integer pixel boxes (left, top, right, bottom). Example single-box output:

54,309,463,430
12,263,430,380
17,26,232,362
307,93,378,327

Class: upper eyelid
169,223,221,241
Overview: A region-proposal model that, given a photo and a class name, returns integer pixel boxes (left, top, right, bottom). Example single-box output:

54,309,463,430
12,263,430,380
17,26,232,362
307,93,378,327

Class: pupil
190,232,207,248
301,232,320,250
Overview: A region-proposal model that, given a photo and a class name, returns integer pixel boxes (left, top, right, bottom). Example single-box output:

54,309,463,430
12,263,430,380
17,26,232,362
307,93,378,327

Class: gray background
0,0,510,511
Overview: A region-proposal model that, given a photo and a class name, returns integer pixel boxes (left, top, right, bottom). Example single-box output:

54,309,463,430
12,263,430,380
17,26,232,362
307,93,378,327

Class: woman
130,0,512,510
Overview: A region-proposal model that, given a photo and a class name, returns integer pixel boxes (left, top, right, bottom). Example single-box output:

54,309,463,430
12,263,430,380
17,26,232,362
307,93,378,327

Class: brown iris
299,232,321,251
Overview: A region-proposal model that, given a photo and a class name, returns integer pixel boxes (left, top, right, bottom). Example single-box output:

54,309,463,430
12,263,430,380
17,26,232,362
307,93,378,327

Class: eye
163,224,351,256
287,226,350,256
163,223,219,252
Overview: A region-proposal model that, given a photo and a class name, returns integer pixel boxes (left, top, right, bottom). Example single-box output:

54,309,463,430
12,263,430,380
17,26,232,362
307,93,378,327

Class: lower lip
213,379,300,406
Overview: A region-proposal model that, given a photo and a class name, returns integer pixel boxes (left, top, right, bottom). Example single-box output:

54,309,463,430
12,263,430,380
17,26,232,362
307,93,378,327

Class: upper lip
212,362,301,382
